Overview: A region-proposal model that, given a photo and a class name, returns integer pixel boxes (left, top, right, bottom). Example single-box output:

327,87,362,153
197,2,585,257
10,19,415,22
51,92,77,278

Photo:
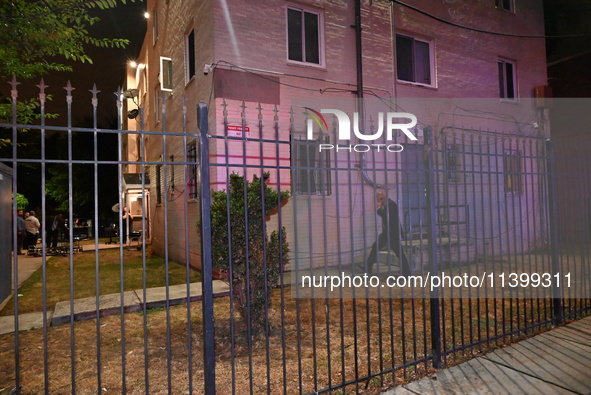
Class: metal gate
1,80,591,394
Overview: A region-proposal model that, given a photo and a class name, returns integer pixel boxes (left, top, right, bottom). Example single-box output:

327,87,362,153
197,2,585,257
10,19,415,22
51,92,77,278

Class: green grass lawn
1,248,201,316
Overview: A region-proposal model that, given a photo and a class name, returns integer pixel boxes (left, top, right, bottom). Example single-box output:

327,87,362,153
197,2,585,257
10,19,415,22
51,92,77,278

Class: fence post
424,127,442,368
198,102,216,394
545,139,563,326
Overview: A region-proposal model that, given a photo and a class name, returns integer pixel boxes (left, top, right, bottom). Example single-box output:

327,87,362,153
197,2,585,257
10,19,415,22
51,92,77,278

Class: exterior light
127,109,140,119
129,61,138,68
144,12,149,19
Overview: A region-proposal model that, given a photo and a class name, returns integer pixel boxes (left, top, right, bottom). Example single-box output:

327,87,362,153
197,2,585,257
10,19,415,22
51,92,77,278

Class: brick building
122,0,549,271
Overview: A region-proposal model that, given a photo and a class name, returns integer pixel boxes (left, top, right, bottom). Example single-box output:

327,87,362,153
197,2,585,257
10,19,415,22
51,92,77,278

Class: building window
156,164,162,204
498,59,516,100
396,34,433,86
154,84,161,123
152,8,159,45
496,0,514,13
160,57,173,92
186,29,196,82
169,155,175,196
287,5,324,67
504,150,522,194
292,135,331,196
187,143,198,200
444,144,461,182
136,135,142,162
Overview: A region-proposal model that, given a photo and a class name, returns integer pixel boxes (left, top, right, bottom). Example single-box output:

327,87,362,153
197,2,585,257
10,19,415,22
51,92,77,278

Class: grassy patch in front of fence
0,248,201,317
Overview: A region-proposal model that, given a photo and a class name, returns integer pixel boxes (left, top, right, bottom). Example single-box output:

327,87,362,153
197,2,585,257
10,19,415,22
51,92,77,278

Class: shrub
14,193,28,211
209,173,289,332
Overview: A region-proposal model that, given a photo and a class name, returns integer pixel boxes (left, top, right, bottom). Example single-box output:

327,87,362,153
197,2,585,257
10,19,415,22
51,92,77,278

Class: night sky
1,1,147,221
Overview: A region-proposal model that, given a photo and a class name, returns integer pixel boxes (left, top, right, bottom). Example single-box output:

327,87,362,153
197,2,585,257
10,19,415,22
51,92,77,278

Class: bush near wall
209,172,289,333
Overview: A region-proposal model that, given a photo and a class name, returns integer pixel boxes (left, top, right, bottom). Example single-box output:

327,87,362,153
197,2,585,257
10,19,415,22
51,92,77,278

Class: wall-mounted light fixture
124,89,141,120
127,109,140,119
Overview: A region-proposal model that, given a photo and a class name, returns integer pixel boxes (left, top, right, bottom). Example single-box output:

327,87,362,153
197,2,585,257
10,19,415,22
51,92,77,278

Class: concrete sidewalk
0,245,230,335
0,281,230,335
384,316,591,394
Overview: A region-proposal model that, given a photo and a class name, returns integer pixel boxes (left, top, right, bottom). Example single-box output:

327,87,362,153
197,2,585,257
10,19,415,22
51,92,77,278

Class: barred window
504,149,522,194
444,144,461,182
292,135,331,196
156,164,162,204
187,143,198,200
169,155,175,196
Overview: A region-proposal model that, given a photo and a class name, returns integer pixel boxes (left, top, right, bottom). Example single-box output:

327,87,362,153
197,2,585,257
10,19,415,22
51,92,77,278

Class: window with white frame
498,59,516,100
286,4,324,67
159,56,173,92
187,142,198,200
186,29,196,82
292,135,331,196
504,149,522,194
396,34,434,86
495,0,515,13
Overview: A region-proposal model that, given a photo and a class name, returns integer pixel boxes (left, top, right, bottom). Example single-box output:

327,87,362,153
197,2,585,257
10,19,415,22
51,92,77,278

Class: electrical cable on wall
391,0,591,39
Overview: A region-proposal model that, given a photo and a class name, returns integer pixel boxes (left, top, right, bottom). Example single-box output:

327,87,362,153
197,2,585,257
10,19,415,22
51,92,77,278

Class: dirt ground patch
0,292,570,394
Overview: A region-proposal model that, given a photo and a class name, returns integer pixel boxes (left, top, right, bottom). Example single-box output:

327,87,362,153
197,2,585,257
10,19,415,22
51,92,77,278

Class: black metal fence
1,83,591,394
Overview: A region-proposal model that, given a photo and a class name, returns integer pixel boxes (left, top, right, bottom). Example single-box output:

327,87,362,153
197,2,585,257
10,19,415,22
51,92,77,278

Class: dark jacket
377,198,403,241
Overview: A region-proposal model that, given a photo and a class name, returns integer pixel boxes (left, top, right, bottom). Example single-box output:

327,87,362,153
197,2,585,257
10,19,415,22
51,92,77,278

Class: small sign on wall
227,125,251,138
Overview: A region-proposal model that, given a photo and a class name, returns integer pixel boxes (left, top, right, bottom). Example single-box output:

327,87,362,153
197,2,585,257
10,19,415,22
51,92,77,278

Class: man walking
364,191,411,276
24,210,41,250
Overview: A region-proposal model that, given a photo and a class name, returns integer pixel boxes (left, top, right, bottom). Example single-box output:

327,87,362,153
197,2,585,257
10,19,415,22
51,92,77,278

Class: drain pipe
354,0,380,189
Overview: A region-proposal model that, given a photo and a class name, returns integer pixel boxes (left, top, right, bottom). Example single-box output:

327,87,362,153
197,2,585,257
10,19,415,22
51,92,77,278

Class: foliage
0,97,59,152
14,193,29,210
45,163,93,214
0,0,134,79
210,173,289,333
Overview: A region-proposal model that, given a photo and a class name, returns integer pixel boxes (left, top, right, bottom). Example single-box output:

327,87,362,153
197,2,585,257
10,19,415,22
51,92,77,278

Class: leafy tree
210,173,289,333
0,0,134,146
0,0,134,79
14,193,29,211
45,164,93,213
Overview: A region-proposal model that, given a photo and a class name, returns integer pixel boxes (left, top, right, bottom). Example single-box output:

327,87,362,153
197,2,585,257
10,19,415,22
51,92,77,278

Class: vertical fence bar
197,102,216,394
160,92,173,394
545,139,563,326
181,96,194,395
115,87,127,394
221,100,237,394
37,79,50,394
424,127,442,368
90,84,102,394
10,75,21,395
65,81,78,395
